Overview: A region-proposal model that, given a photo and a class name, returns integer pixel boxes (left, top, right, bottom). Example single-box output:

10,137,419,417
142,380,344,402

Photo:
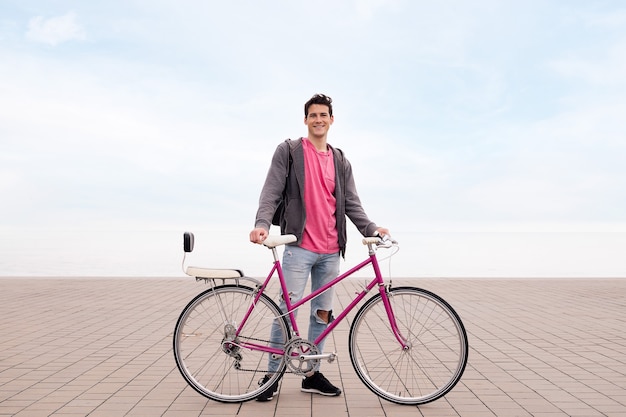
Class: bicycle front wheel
349,286,468,405
173,284,290,402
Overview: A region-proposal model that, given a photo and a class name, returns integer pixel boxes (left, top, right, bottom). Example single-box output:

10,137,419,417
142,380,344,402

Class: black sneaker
301,372,342,396
256,375,279,402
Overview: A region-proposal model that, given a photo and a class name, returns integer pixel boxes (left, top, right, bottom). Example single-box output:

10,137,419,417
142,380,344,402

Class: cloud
26,12,85,46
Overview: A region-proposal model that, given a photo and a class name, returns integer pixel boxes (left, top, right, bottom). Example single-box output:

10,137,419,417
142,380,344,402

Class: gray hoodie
254,138,379,256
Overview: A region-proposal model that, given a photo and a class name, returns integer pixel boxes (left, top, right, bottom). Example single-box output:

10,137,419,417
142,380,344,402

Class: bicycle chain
229,334,273,373
231,335,316,375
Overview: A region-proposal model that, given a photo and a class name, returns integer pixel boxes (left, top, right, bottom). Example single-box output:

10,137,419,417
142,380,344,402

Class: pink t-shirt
300,138,339,254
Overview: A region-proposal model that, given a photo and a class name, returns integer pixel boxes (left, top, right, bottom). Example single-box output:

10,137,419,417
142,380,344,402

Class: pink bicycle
173,232,468,405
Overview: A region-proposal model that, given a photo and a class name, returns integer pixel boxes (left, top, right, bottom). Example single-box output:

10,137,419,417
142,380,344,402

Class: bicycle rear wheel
173,284,290,402
349,286,468,405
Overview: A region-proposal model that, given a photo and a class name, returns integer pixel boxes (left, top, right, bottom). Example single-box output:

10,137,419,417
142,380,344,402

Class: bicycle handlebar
362,235,398,249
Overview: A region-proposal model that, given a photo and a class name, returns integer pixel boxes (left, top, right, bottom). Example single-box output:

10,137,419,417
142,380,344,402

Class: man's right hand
249,227,269,244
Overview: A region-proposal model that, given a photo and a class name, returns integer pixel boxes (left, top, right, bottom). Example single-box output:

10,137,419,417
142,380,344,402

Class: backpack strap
271,138,298,226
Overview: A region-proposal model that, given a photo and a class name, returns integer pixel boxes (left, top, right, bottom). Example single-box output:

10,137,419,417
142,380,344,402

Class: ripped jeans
267,245,340,373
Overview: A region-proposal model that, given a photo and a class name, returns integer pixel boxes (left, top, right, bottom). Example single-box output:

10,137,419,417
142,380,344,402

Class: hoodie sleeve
254,141,290,231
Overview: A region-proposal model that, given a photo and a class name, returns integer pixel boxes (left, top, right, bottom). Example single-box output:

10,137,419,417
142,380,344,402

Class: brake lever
377,234,397,248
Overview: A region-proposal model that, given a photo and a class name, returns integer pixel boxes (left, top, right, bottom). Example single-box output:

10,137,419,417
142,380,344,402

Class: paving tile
1,277,625,416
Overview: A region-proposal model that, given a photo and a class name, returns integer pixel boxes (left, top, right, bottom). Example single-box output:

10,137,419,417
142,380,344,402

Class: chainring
284,338,321,375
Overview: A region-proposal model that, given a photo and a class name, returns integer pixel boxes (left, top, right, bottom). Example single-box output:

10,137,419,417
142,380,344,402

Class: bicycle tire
173,284,290,402
349,286,468,405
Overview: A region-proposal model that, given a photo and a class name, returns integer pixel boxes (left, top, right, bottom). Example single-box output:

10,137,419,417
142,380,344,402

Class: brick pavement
0,277,625,416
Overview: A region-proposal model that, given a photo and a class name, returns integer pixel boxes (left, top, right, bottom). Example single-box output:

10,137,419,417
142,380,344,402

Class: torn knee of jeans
315,309,334,324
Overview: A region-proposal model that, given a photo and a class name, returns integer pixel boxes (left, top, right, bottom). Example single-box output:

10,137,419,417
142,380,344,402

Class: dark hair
304,94,333,117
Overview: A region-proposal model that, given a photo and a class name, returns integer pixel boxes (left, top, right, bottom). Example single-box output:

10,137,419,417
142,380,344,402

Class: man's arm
250,142,290,242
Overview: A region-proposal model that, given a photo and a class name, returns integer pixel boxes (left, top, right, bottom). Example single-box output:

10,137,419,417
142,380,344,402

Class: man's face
305,104,334,139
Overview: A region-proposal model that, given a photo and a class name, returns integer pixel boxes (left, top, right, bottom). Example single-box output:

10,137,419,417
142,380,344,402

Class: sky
1,1,625,277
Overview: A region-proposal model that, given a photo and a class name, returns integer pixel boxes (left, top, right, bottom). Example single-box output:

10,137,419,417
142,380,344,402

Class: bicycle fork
378,285,412,350
368,248,411,351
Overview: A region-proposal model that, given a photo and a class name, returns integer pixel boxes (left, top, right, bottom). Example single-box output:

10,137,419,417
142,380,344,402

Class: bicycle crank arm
299,352,337,363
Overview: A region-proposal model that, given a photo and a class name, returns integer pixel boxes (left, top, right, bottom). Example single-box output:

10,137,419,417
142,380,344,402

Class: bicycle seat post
270,246,280,262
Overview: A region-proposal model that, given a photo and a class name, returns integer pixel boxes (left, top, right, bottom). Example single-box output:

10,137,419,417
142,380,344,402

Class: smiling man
249,93,389,401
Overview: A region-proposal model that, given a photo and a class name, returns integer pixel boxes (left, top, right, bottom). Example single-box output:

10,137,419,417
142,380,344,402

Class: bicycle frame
176,232,468,405
234,243,409,357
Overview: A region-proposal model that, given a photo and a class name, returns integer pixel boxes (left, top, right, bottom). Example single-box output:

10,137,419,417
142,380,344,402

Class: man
250,93,389,401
